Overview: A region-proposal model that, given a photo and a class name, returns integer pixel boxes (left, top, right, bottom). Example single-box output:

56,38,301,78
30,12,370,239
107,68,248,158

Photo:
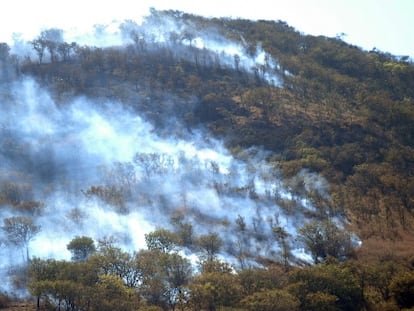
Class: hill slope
15,9,414,241
0,9,414,310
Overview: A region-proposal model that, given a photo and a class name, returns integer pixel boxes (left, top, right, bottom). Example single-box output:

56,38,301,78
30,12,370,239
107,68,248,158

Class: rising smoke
1,77,332,274
0,10,353,293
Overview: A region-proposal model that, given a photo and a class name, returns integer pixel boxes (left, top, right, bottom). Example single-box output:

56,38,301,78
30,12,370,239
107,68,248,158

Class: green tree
90,243,140,288
189,269,241,311
135,249,192,310
29,258,62,310
289,264,363,311
298,220,354,263
170,215,194,248
67,236,96,262
241,289,300,311
145,229,179,253
90,274,141,311
28,259,98,311
135,249,168,308
163,252,192,310
364,260,403,302
389,271,414,309
304,291,338,311
238,265,289,296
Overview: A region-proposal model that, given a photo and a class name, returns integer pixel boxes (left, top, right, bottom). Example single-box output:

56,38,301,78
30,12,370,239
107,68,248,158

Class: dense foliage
1,9,414,310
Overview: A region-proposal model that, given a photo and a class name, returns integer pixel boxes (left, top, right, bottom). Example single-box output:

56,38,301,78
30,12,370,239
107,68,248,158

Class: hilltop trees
0,42,11,81
31,28,64,64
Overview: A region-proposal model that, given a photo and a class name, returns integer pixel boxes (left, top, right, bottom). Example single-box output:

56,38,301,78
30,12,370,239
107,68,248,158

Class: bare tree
31,39,47,64
198,232,223,262
2,216,41,262
41,28,64,62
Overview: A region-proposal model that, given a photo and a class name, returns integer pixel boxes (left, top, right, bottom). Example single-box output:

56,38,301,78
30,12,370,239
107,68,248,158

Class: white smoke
119,12,284,86
8,10,284,86
0,78,335,276
0,11,349,294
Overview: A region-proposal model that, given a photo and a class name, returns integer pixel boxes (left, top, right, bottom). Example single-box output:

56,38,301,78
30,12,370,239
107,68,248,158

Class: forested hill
14,9,414,237
1,8,414,310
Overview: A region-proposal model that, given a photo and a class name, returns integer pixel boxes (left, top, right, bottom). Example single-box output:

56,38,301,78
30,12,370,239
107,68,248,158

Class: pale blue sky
1,0,413,57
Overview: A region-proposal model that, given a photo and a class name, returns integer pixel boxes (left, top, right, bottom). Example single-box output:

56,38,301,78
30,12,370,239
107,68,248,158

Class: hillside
0,9,414,310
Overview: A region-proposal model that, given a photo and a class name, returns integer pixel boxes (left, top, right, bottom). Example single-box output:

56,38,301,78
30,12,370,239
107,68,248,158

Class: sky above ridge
0,0,413,57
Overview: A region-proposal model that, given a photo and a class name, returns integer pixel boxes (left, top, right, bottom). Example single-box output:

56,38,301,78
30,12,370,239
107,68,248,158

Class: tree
90,274,141,311
234,215,250,269
28,258,99,311
0,42,10,80
40,28,64,62
298,220,354,263
135,249,167,308
170,216,194,248
234,54,241,71
304,292,338,311
31,39,47,64
197,232,223,262
289,263,363,311
189,268,241,311
135,249,192,310
272,224,291,268
29,258,62,310
67,236,96,262
0,42,10,62
145,229,179,253
57,42,77,62
163,252,192,310
2,216,40,261
241,289,300,311
238,265,289,296
133,152,175,178
90,242,140,288
389,271,414,309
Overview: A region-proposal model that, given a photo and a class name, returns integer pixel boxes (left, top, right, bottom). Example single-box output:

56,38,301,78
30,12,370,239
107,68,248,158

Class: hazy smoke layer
118,13,283,85
0,77,339,273
0,13,345,293
10,10,284,86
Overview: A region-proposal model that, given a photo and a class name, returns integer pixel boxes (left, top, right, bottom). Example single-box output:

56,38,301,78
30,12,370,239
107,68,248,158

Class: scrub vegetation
0,9,413,310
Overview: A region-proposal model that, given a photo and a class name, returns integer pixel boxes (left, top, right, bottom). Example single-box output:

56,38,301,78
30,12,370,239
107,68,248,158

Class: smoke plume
0,10,355,294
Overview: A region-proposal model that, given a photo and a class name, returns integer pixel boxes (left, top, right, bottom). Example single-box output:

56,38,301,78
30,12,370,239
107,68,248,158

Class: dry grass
0,302,36,311
356,231,414,266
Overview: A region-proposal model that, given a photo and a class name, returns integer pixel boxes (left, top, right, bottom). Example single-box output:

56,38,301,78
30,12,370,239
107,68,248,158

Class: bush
0,293,11,308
